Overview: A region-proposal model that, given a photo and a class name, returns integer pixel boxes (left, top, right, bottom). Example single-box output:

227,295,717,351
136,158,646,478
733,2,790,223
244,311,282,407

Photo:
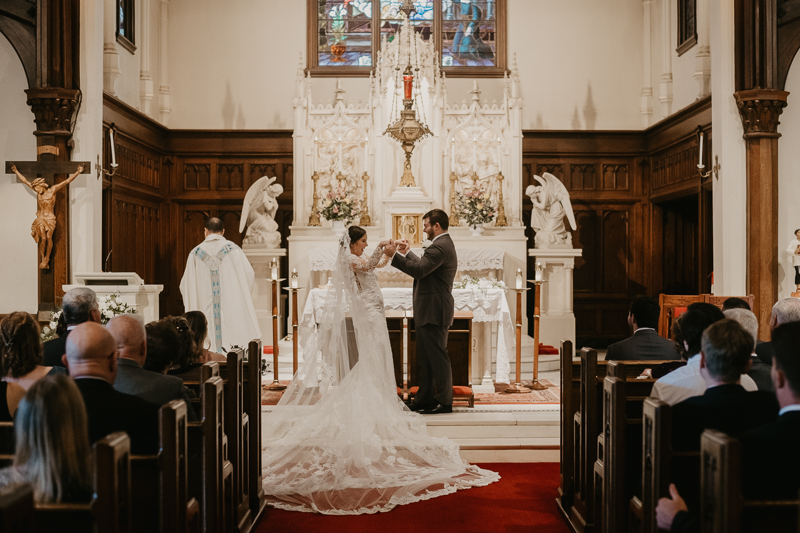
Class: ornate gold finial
495,171,508,227
308,172,321,226
448,172,460,227
360,172,371,226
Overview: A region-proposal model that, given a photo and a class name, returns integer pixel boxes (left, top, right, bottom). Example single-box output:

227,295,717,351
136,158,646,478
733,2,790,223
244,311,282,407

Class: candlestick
515,268,523,290
534,262,543,282
109,128,117,167
291,268,298,289
270,257,278,281
698,132,704,167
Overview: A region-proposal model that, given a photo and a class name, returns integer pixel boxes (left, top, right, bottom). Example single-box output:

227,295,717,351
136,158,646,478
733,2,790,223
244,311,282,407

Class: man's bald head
106,315,147,366
64,322,118,383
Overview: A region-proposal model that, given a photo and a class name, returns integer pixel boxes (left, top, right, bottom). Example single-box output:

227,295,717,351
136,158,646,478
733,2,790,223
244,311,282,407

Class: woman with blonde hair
1,312,66,392
0,374,92,502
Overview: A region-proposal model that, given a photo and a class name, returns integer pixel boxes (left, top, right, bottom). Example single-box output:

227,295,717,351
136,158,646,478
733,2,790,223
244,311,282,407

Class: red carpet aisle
253,463,569,533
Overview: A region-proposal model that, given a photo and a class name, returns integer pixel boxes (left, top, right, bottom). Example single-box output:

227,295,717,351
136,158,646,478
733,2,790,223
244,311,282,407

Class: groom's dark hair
424,209,449,231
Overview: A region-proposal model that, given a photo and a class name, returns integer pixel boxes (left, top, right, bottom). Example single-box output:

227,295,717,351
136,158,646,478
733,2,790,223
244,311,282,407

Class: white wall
0,33,38,314
162,0,644,130
778,58,800,298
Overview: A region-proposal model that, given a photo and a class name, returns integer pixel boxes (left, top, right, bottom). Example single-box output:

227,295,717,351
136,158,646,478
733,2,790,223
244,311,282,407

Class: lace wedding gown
261,234,499,515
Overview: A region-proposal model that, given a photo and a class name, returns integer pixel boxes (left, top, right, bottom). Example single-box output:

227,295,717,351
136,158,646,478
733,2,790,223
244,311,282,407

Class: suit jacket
391,233,458,328
42,330,70,368
741,410,800,500
114,358,197,421
606,328,680,361
75,378,160,454
755,340,773,365
747,356,774,393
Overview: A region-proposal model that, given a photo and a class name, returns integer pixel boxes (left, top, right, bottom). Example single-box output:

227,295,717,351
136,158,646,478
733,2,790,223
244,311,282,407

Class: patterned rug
262,379,560,406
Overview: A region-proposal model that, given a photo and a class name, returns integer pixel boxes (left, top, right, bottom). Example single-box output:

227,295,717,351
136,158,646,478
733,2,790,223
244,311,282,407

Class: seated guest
1,312,67,391
184,311,226,363
605,296,680,361
163,316,203,381
724,308,773,392
755,297,800,365
106,316,197,421
0,374,92,502
651,303,758,405
669,319,779,517
721,297,752,311
741,321,800,501
64,322,160,454
43,287,102,368
142,321,181,374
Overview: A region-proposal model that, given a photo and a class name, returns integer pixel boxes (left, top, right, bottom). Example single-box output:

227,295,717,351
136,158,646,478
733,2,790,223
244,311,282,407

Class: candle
291,268,298,289
270,258,278,281
698,132,704,167
403,73,413,100
109,128,117,167
515,268,523,290
534,262,543,282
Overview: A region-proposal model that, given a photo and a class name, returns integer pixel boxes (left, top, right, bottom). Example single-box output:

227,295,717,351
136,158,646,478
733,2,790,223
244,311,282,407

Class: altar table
300,287,513,385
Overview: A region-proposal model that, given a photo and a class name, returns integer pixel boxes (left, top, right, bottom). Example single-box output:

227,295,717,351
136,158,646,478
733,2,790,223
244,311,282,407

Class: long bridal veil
261,232,499,515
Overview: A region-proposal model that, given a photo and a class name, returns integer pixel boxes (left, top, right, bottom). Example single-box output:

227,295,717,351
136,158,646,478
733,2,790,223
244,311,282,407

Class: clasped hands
378,239,409,256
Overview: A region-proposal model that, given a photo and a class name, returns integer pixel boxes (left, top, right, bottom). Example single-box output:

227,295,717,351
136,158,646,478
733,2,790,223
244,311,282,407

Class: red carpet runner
253,462,570,533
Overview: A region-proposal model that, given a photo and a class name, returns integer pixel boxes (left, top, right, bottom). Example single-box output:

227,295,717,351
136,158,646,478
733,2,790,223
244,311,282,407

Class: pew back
0,483,34,533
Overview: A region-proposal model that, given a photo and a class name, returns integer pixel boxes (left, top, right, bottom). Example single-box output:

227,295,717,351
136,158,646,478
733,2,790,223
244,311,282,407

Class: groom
384,209,457,414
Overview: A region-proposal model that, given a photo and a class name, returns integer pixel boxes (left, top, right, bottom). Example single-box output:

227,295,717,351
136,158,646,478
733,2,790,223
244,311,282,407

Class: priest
179,217,261,352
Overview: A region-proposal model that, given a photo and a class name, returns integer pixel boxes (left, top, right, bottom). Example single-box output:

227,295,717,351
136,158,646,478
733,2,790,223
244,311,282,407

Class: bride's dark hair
348,225,366,244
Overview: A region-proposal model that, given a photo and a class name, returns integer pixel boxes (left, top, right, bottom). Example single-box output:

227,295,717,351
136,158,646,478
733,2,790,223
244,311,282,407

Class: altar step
424,408,560,463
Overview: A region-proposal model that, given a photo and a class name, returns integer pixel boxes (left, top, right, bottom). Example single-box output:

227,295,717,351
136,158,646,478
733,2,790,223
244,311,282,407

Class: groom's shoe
421,403,453,415
408,401,434,412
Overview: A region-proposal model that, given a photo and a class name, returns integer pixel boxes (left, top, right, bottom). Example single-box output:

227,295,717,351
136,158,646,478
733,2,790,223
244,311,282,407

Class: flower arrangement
453,275,508,293
329,4,348,45
456,185,496,227
320,185,361,223
40,292,137,342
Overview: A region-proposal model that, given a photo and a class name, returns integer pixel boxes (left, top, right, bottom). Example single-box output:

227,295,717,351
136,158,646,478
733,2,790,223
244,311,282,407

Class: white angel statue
525,172,577,249
240,176,283,248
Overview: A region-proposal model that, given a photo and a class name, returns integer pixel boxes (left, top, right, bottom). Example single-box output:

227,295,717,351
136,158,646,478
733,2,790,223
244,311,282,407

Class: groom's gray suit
392,233,457,407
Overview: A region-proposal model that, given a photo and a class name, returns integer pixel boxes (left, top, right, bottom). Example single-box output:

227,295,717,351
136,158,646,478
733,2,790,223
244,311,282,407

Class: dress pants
415,323,454,406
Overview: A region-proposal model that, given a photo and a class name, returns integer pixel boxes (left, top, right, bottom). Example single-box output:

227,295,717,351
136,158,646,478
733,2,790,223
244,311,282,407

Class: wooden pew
0,483,34,533
0,421,13,468
246,340,266,521
701,430,800,533
569,347,599,532
658,294,756,339
629,398,671,533
225,348,252,533
35,432,132,533
557,340,576,516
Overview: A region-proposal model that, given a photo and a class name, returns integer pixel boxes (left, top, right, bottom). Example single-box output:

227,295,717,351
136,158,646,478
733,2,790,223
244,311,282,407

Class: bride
261,226,499,515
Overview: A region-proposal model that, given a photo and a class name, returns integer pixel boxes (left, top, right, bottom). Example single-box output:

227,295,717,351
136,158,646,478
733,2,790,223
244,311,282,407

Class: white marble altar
243,245,286,345
64,272,163,323
527,249,583,349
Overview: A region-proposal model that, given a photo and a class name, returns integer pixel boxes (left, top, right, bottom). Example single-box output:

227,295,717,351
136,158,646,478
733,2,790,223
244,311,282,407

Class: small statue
525,172,577,249
11,163,84,269
240,176,283,248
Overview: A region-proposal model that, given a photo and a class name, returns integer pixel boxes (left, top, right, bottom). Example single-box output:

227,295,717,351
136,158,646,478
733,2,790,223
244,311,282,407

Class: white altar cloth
301,287,512,384
308,247,505,273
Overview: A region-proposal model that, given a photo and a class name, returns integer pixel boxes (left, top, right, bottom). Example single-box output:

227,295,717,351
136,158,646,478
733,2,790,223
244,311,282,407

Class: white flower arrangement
452,275,508,292
40,292,137,342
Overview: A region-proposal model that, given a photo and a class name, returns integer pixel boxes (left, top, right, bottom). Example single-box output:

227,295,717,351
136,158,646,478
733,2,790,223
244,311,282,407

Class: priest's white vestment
179,233,261,352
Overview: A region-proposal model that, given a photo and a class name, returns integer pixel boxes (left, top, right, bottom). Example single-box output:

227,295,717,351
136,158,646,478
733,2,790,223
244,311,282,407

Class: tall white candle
291,268,298,289
515,268,522,290
109,128,117,166
698,132,704,167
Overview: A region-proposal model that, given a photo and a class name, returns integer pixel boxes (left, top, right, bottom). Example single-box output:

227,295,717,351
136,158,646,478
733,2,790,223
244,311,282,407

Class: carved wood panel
218,164,244,191
108,194,164,286
184,163,211,190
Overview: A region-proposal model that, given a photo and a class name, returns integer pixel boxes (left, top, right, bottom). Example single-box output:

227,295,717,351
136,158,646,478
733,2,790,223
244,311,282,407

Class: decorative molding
24,88,82,136
158,0,171,125
183,163,211,190
734,89,790,138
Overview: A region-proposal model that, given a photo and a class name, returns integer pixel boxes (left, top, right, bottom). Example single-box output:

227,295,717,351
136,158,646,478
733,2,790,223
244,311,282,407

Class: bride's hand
378,240,391,248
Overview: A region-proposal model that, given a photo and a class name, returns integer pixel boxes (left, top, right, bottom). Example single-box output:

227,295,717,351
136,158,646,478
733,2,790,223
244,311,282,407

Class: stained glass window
117,0,135,52
308,0,505,76
677,0,697,56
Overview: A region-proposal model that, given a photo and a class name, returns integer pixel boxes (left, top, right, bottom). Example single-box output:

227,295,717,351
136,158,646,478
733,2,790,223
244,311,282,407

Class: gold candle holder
505,287,531,394
360,172,371,226
495,171,508,227
448,172,460,227
308,172,321,226
266,277,287,391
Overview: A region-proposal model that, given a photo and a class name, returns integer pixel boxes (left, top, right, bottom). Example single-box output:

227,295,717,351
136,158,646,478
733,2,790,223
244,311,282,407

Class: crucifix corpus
5,160,90,269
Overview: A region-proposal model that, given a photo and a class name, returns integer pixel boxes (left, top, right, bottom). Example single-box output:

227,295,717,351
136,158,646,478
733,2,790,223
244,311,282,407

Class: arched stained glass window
117,0,135,53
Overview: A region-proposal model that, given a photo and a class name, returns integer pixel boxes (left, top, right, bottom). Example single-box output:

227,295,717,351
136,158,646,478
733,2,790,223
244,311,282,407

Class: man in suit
385,209,457,415
605,296,680,361
754,297,800,365
64,322,160,454
741,320,800,501
651,303,758,405
724,308,774,392
44,287,102,368
106,315,197,421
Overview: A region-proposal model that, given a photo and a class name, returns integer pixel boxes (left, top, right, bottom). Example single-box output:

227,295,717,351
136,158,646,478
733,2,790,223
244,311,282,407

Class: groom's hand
397,240,409,254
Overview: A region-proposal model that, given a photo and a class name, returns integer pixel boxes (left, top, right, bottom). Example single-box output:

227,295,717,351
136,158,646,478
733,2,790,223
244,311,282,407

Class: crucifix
5,159,90,316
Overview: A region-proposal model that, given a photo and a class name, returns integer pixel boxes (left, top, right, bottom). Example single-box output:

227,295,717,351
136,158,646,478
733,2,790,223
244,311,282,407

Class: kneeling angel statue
240,176,284,248
525,172,577,249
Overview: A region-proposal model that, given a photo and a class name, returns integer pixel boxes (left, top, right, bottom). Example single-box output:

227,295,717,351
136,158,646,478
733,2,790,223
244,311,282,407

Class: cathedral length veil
261,232,499,515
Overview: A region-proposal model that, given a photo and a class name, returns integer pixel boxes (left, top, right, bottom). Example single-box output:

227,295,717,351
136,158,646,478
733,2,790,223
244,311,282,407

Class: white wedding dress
261,233,499,515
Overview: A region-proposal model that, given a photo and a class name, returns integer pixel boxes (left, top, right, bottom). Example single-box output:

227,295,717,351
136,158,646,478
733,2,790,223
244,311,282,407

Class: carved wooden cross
5,159,90,317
